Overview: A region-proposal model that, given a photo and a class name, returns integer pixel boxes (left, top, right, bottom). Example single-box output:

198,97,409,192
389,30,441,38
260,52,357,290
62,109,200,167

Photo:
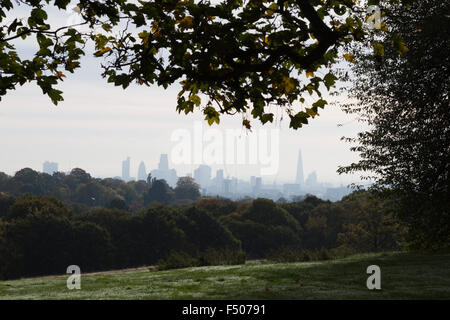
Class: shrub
157,248,246,271
157,251,199,271
317,247,332,261
198,248,246,266
266,247,334,263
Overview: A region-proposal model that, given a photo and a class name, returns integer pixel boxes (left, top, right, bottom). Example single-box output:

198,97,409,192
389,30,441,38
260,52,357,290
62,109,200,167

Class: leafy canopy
1,0,410,128
338,0,449,249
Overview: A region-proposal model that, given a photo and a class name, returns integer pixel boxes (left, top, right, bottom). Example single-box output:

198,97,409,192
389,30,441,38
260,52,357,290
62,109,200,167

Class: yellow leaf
138,31,149,44
151,22,159,33
56,71,66,80
94,47,112,57
306,71,314,78
178,16,194,30
343,53,355,63
281,76,295,93
306,108,318,118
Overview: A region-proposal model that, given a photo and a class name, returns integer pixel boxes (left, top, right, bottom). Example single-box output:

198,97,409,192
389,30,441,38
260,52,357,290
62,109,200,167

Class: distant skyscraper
214,169,225,193
150,154,178,187
216,169,224,183
158,154,169,171
137,161,147,181
43,161,58,175
223,179,231,194
253,177,262,194
250,176,256,187
194,165,211,188
295,149,304,187
122,157,130,181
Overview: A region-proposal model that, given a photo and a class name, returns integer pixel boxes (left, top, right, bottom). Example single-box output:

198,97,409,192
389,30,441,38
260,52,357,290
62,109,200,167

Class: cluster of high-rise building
118,149,351,201
41,149,353,202
121,154,177,186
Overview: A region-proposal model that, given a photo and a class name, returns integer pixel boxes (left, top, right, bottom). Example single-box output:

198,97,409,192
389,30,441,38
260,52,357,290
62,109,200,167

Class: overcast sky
0,2,367,186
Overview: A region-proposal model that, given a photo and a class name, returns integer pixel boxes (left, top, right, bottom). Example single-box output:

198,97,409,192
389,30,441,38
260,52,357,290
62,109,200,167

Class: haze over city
0,67,364,186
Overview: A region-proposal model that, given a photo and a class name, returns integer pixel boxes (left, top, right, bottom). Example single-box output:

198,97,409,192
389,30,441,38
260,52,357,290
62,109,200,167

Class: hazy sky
0,3,366,186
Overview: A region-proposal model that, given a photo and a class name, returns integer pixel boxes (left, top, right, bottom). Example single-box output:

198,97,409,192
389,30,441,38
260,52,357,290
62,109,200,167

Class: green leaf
333,5,347,16
102,24,112,32
203,106,220,125
289,112,309,129
30,8,48,24
48,89,63,105
54,0,71,9
189,94,201,106
312,98,328,109
261,113,274,124
323,73,338,90
372,42,385,56
392,34,408,55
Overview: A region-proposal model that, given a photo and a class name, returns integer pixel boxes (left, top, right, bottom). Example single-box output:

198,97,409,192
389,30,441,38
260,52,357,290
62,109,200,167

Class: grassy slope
1,251,449,300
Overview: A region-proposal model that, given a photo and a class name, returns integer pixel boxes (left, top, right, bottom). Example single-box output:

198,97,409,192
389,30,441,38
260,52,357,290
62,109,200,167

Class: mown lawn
0,251,449,299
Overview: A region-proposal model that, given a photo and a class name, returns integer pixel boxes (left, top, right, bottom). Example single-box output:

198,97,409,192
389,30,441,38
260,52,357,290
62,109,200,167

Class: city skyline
111,151,354,188
46,149,356,201
0,52,364,187
24,150,356,202
0,108,363,186
3,150,359,187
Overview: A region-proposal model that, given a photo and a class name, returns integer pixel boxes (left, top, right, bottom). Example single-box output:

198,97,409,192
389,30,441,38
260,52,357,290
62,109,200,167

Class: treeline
0,168,201,212
0,189,402,280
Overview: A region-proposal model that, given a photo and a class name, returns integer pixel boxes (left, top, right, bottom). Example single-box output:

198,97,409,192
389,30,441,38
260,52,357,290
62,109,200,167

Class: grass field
1,251,449,299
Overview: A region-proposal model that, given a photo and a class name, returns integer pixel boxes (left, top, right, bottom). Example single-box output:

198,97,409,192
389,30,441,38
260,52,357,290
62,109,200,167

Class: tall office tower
194,164,212,188
250,176,256,187
295,149,304,187
43,161,58,175
150,154,178,187
215,169,224,193
232,177,238,193
216,169,224,183
253,177,262,194
137,161,147,181
122,157,130,182
223,179,231,194
158,154,169,171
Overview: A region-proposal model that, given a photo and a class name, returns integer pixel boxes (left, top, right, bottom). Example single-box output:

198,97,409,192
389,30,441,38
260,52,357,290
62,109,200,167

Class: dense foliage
0,0,412,128
0,168,200,212
0,187,402,279
338,0,450,249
